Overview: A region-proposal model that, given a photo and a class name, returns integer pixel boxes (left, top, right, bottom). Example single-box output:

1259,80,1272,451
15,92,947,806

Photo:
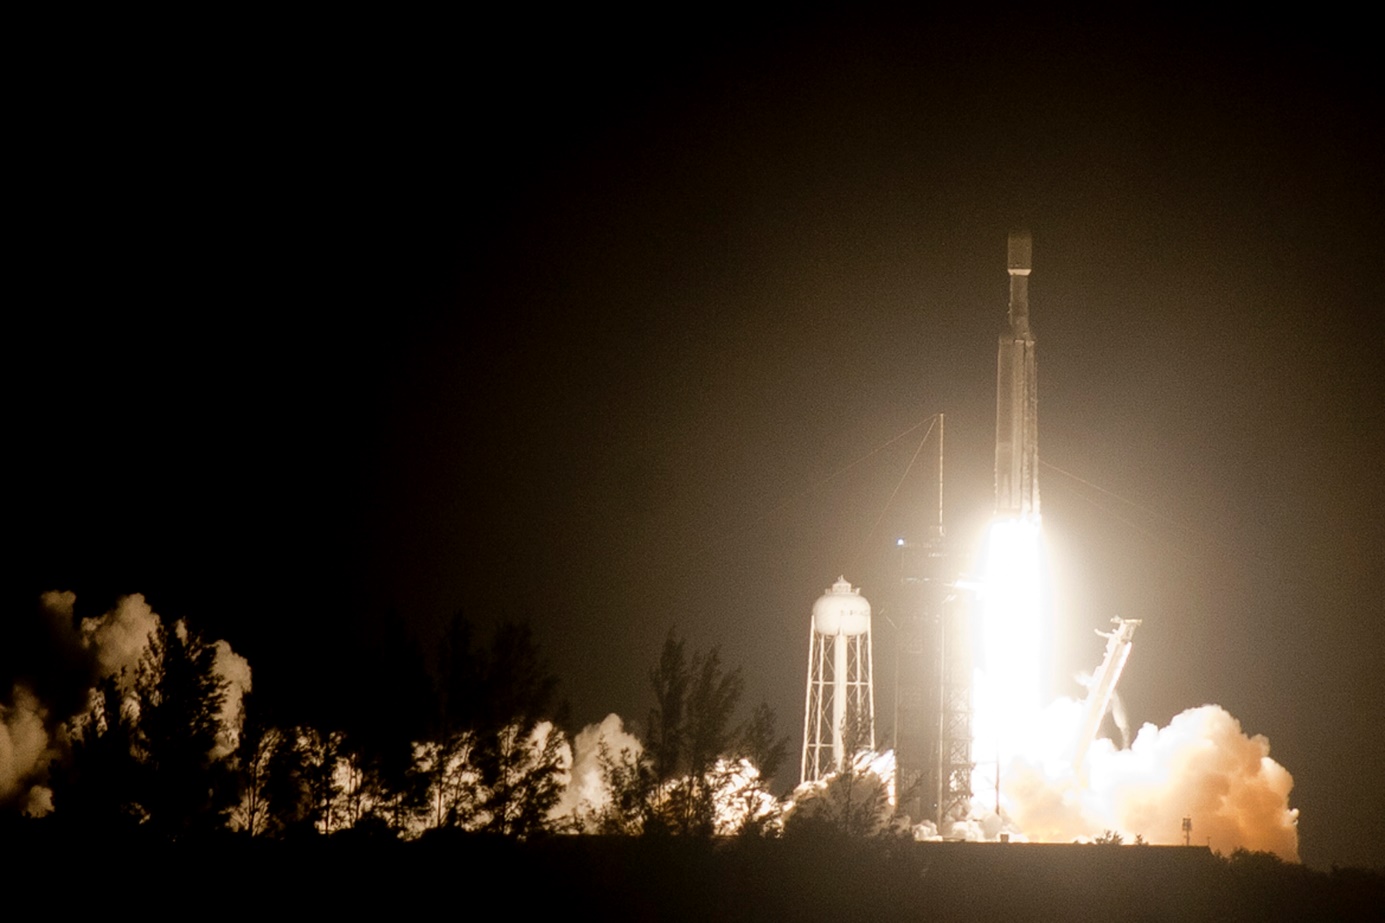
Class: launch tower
890,416,974,831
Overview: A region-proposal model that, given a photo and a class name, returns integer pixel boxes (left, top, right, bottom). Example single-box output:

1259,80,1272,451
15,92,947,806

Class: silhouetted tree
646,630,690,788
298,726,348,834
593,738,647,835
725,701,788,836
134,618,233,836
738,701,788,784
262,725,314,835
603,630,761,837
229,694,280,836
439,614,481,736
410,732,482,831
421,616,566,838
365,736,419,835
478,622,558,732
666,646,743,835
53,616,236,837
51,673,142,828
482,721,569,838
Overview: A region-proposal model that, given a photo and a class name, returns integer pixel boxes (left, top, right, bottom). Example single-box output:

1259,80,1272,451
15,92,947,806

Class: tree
261,724,314,835
646,631,690,788
410,732,482,832
52,616,237,837
737,701,788,785
667,646,744,835
132,619,234,836
482,721,570,838
592,738,647,835
229,695,281,837
724,702,788,836
418,616,567,838
297,727,349,834
51,673,142,828
600,630,770,837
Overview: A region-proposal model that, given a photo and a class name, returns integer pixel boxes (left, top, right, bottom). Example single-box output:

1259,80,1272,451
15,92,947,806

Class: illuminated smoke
1098,705,1297,858
209,640,253,759
79,593,159,680
553,713,642,825
709,757,780,835
783,750,899,837
554,716,779,835
995,701,1298,860
77,595,253,746
0,685,54,814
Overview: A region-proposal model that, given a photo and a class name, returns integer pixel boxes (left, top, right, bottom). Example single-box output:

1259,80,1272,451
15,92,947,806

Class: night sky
11,11,1382,868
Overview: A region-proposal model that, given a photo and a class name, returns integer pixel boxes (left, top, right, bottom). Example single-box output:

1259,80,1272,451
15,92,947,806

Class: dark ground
9,819,1382,921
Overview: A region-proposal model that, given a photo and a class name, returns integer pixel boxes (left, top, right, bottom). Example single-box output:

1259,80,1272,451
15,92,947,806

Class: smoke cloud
553,713,643,824
79,593,159,680
785,750,899,837
209,640,253,760
0,685,54,812
999,702,1299,860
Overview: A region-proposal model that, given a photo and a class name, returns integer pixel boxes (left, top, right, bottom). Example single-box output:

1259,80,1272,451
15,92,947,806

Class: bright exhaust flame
973,518,1045,778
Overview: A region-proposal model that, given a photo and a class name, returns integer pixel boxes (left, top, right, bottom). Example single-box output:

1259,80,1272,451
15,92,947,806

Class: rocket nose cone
1008,230,1032,274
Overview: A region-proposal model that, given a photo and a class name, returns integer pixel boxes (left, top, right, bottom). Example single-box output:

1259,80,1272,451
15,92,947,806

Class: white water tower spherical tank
812,576,871,636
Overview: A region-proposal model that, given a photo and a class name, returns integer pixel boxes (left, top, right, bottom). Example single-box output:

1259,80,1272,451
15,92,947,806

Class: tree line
26,608,806,842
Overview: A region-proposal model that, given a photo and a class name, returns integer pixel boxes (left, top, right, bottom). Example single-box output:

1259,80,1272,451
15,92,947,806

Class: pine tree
133,618,232,837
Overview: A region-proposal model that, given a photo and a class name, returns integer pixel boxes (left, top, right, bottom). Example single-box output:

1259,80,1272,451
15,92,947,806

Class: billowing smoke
1,591,252,815
783,750,900,837
209,640,253,759
78,593,159,680
995,701,1298,860
0,685,55,815
553,713,643,825
710,757,780,835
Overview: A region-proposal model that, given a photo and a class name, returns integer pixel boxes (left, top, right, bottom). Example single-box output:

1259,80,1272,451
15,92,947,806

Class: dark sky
10,11,1383,868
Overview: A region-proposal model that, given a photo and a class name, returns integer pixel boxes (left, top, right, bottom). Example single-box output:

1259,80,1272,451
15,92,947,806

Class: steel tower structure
801,577,875,784
889,415,973,831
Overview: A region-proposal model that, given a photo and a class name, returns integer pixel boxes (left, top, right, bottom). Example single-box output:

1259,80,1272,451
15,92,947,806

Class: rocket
994,230,1040,519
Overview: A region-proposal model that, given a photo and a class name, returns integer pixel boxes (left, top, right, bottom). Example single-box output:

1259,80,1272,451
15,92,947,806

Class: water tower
801,577,875,784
